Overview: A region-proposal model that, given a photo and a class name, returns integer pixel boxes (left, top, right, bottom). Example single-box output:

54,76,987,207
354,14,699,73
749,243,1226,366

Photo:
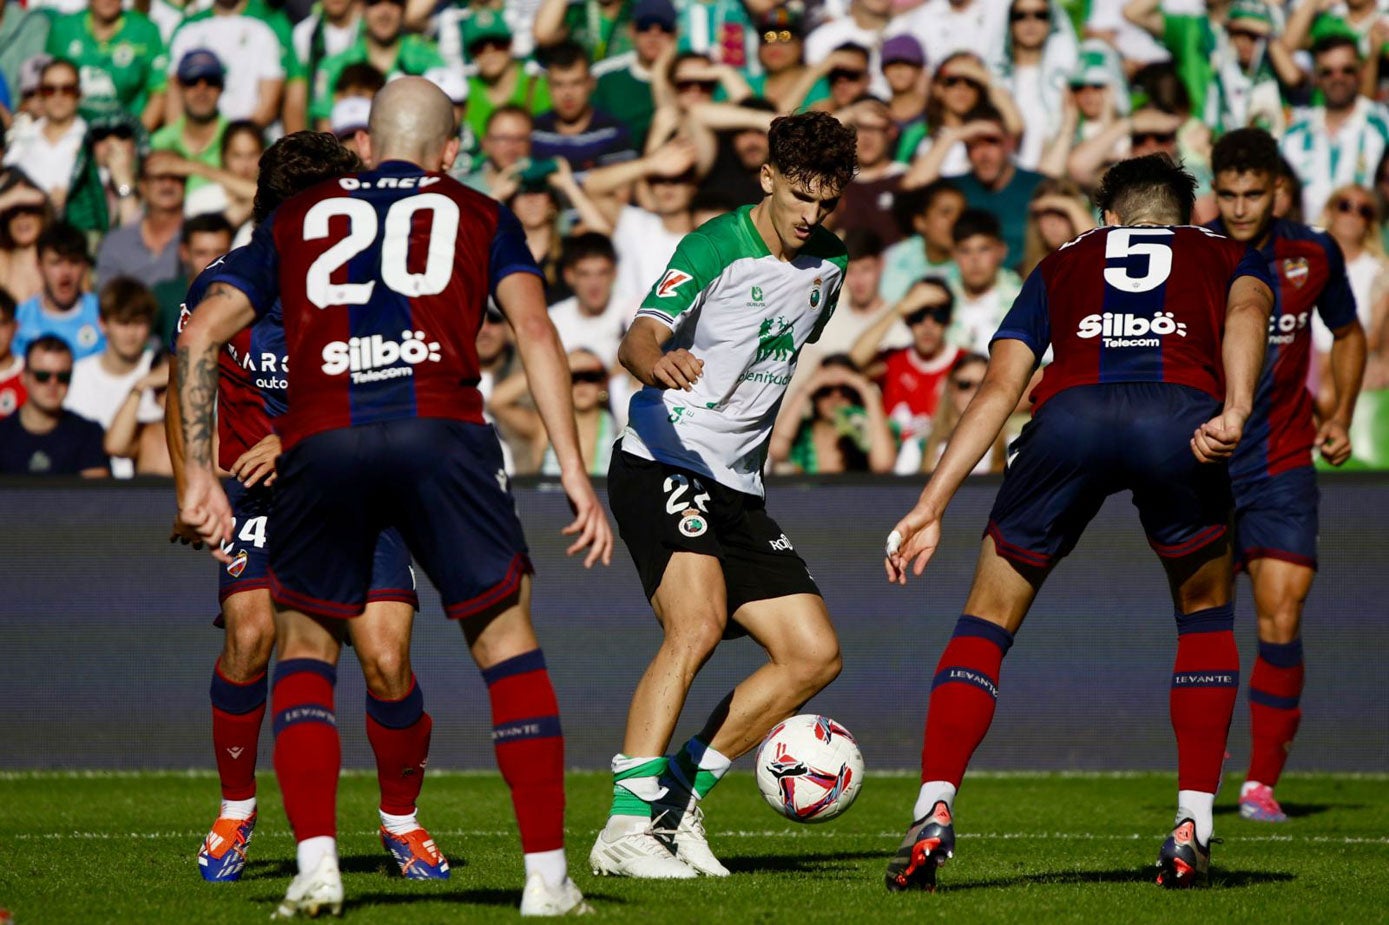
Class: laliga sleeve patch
656,269,692,298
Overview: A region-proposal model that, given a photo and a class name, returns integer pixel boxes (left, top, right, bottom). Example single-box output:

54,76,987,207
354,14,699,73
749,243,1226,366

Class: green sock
609,755,667,817
669,737,732,800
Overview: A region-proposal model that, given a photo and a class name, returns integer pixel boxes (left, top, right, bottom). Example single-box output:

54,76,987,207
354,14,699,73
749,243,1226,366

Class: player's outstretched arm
1193,274,1273,463
886,339,1035,584
176,282,258,560
495,272,614,567
1317,319,1368,466
619,316,704,390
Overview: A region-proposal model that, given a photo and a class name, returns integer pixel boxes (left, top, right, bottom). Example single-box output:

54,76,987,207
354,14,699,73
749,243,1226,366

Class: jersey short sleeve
489,204,544,297
1232,243,1275,293
635,231,721,330
203,229,282,321
992,266,1050,361
1312,232,1358,331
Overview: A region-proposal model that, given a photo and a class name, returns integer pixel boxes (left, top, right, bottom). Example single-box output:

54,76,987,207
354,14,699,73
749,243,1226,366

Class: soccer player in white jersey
591,111,859,879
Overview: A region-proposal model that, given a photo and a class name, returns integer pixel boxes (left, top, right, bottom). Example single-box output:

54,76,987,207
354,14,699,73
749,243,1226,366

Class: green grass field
1,770,1385,924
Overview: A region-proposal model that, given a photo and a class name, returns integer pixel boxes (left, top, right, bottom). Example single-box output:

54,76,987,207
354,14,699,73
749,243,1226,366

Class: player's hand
1316,418,1353,466
883,503,943,585
1191,408,1247,462
558,467,614,568
231,433,282,489
651,348,704,390
169,513,205,550
181,468,234,562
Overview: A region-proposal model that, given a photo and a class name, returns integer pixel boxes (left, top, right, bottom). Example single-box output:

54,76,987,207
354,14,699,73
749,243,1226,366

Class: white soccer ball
754,714,864,823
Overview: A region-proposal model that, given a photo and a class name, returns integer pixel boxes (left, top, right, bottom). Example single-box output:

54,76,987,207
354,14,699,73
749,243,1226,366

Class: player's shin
1246,638,1304,790
1170,604,1239,844
365,677,432,820
271,658,342,870
482,649,567,887
210,661,267,806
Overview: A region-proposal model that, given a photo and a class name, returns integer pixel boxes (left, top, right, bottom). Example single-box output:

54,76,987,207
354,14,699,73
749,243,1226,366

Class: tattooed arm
175,281,258,559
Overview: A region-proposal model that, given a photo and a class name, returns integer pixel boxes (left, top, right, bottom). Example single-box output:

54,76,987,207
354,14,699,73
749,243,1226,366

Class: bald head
365,77,458,169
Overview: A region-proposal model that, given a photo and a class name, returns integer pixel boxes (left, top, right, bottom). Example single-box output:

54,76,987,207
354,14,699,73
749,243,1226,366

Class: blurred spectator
168,0,287,128
1002,0,1079,171
508,174,570,303
1019,175,1094,276
547,231,629,369
532,41,636,173
150,50,227,197
0,289,23,417
463,104,533,195
331,95,371,156
151,212,233,347
769,355,896,474
1067,103,1184,189
889,0,1002,71
746,6,829,113
476,304,524,472
1281,34,1389,223
183,120,262,241
424,66,470,148
591,0,677,150
850,276,962,470
4,58,85,208
101,349,170,476
0,334,108,476
1314,183,1389,393
1038,40,1128,179
695,95,774,206
832,97,905,245
0,11,51,115
489,347,617,476
310,0,444,127
880,34,927,151
0,180,52,303
805,0,895,99
14,221,101,361
1280,0,1382,60
293,0,362,108
534,0,635,60
456,11,551,146
901,51,1022,180
95,151,185,287
919,350,1004,474
674,0,761,77
12,52,54,124
813,41,874,113
949,207,1022,354
62,103,144,237
645,50,758,179
809,229,908,358
45,0,167,130
879,178,965,302
1083,0,1172,70
64,275,160,477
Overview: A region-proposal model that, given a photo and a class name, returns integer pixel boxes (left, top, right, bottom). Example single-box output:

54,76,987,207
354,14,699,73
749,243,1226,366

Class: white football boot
519,873,595,916
589,820,697,879
272,855,343,919
652,802,730,877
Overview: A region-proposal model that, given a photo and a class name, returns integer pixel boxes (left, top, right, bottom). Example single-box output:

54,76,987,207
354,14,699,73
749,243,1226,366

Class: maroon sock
209,662,267,802
920,616,1014,786
1170,605,1239,793
365,677,432,817
1247,639,1304,787
272,659,340,840
482,650,564,853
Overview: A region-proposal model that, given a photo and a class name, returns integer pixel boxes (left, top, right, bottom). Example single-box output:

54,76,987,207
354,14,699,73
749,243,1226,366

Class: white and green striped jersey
622,205,848,497
1281,96,1389,223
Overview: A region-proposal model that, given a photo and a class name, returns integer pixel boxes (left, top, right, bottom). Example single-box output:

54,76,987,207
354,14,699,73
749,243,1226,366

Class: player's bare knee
221,620,274,680
662,614,725,663
1255,606,1302,644
358,649,411,699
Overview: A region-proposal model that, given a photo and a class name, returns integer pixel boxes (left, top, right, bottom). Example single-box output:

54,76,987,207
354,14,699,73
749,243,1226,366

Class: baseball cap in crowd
758,5,804,40
881,34,925,68
18,53,53,98
177,49,226,85
1226,0,1273,36
1067,39,1131,114
462,10,512,53
423,67,468,105
632,0,677,32
331,96,372,139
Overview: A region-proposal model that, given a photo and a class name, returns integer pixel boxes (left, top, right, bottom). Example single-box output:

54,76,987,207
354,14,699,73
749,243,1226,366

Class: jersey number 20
304,194,460,309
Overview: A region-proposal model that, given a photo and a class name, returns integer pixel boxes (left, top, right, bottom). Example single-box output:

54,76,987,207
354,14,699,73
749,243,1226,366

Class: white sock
296,836,338,875
524,847,568,889
1240,780,1267,798
220,797,257,821
913,781,957,822
379,809,418,836
1177,790,1215,845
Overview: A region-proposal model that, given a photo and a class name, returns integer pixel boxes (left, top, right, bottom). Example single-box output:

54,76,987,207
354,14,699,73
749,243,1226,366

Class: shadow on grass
349,889,630,909
1214,802,1344,819
933,867,1295,892
723,851,885,874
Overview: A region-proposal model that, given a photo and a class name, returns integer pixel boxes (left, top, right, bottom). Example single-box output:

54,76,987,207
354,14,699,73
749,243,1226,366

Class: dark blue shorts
219,478,418,609
267,419,531,621
987,383,1233,569
1232,465,1319,571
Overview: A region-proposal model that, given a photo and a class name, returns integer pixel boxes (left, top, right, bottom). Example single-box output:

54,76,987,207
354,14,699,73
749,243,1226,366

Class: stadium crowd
3,0,1389,477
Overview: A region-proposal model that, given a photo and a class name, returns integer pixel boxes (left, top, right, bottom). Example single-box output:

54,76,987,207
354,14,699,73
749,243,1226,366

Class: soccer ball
754,714,864,823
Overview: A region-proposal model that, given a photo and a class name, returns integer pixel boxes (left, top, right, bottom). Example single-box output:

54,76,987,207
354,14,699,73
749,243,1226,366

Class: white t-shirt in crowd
611,205,686,305
64,346,163,478
169,15,285,122
548,295,633,371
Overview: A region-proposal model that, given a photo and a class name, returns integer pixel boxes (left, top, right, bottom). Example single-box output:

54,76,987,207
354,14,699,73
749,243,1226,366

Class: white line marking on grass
3,769,1386,781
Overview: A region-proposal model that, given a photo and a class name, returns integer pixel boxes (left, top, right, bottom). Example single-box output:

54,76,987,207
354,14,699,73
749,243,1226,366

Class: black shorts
608,446,820,635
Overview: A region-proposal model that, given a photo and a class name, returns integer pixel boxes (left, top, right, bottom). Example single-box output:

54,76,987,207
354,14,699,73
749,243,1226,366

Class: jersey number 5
304,194,461,309
1103,228,1173,294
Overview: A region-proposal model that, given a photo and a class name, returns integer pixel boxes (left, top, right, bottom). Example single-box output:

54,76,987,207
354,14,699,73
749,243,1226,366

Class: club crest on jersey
656,269,692,298
809,277,822,308
1282,257,1309,289
226,550,248,578
1076,311,1186,348
321,330,441,383
678,508,708,538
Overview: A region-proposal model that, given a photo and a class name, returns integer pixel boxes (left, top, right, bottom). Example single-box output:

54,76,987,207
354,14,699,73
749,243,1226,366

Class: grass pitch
1,770,1384,924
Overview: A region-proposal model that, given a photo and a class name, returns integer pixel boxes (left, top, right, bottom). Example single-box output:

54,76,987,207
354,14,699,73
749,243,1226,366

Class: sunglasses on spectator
675,78,717,93
762,29,795,44
30,369,72,384
571,369,607,384
812,385,856,402
145,173,186,184
829,68,867,83
905,306,951,326
650,171,696,185
1031,206,1068,219
1225,27,1263,41
939,75,980,89
1074,82,1107,91
39,82,79,98
1131,131,1176,146
92,124,135,141
469,36,511,55
966,133,1005,147
181,76,224,90
1317,66,1358,78
1336,199,1376,220
364,0,406,6
952,377,980,390
1010,8,1050,22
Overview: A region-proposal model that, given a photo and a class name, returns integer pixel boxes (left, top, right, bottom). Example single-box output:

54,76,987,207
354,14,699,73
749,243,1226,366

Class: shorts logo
656,269,692,298
226,549,249,578
321,330,441,383
1282,257,1309,289
769,533,793,552
678,508,708,538
1076,311,1186,348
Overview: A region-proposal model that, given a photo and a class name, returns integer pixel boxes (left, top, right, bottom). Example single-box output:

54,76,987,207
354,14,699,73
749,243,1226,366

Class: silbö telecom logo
321,330,441,383
1076,311,1187,348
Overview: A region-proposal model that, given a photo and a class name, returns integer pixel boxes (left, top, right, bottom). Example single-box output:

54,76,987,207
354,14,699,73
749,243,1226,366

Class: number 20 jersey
995,225,1272,411
227,160,542,450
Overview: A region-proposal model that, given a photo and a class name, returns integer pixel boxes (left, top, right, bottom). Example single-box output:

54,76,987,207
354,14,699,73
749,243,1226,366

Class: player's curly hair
767,111,859,193
1094,153,1196,226
253,132,363,225
1210,127,1282,179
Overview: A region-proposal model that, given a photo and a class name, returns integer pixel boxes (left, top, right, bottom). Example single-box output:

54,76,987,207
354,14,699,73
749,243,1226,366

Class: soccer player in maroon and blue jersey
176,79,612,918
881,154,1274,891
1206,129,1367,823
166,133,449,885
